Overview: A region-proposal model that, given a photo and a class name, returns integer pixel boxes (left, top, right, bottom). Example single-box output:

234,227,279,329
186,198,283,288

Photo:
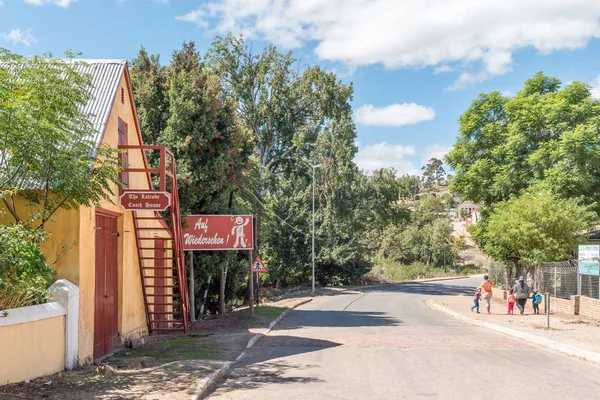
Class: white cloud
24,0,76,6
434,64,454,74
355,103,435,127
1,28,37,47
589,76,600,99
354,142,419,175
179,0,600,87
422,144,452,165
175,9,208,27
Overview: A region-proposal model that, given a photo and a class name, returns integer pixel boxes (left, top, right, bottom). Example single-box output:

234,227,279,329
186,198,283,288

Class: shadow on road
208,337,340,397
277,310,402,330
355,282,476,297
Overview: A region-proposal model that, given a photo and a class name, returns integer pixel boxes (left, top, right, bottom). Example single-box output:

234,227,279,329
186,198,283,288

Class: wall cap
0,301,66,327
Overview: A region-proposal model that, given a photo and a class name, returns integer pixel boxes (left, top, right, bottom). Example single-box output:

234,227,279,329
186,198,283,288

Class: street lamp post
312,163,322,294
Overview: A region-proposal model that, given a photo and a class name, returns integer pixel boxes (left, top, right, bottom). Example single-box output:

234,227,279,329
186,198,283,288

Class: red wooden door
154,238,166,327
94,213,119,359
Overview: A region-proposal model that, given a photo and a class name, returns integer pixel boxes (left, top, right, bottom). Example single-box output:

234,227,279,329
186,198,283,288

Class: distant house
456,202,481,226
0,60,186,373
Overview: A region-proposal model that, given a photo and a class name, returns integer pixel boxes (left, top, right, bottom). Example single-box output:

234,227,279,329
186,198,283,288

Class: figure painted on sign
232,216,250,248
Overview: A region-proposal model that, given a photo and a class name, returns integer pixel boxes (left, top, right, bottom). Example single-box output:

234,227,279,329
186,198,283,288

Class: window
118,118,129,188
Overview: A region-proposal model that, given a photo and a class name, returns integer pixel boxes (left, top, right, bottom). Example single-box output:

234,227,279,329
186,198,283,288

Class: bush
0,225,55,310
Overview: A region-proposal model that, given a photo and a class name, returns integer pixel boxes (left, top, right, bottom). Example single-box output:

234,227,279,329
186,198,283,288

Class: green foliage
375,196,458,272
421,158,446,186
472,184,597,266
0,50,122,229
446,72,600,212
0,224,55,310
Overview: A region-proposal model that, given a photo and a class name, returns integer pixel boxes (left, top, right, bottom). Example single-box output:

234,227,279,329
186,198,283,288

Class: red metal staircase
120,145,189,334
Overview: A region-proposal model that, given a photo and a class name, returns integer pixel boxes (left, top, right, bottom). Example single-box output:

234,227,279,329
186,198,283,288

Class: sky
3,0,600,176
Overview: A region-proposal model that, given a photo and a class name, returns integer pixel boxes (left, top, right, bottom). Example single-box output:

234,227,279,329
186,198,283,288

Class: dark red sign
119,191,171,211
182,215,254,251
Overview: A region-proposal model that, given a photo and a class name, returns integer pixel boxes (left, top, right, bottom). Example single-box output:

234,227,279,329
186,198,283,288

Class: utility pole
312,163,322,294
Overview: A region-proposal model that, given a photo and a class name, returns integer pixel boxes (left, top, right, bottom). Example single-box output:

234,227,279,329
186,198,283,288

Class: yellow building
0,60,188,366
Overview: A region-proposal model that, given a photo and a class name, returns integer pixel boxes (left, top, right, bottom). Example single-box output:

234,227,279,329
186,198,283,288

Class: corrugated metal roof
70,59,126,147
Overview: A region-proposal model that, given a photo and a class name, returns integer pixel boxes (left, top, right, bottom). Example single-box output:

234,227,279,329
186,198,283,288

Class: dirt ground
434,293,600,354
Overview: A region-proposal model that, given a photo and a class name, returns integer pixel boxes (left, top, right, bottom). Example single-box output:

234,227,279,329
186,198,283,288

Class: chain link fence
539,260,599,299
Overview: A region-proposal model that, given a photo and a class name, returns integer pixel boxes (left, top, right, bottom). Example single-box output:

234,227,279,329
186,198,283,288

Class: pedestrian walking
531,289,542,314
480,275,495,314
471,288,481,313
512,276,530,315
507,289,516,315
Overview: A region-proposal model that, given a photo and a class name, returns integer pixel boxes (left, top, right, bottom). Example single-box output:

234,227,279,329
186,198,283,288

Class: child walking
508,289,516,315
531,289,542,314
471,288,481,313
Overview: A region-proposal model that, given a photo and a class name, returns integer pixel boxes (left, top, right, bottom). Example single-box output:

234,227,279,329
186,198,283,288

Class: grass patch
236,305,288,319
111,336,224,364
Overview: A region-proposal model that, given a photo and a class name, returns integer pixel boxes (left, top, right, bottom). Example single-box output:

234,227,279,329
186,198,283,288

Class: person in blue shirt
530,289,542,314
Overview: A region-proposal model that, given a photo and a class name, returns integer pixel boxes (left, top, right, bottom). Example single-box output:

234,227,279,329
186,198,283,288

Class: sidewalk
432,293,600,355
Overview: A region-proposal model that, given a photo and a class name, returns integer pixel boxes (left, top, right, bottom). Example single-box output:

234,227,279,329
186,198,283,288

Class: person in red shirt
480,275,495,314
507,289,516,315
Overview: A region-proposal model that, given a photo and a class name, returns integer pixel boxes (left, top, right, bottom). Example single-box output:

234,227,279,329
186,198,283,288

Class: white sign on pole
578,245,600,276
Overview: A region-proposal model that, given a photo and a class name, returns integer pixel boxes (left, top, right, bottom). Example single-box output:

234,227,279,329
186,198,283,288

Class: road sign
182,215,254,251
578,245,600,276
252,256,268,273
119,190,171,211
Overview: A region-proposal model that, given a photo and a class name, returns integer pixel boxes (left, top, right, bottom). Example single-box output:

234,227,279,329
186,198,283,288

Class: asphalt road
208,276,600,399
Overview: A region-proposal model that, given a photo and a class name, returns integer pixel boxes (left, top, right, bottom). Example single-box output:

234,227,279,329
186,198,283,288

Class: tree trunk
219,260,229,315
198,274,211,320
189,251,196,322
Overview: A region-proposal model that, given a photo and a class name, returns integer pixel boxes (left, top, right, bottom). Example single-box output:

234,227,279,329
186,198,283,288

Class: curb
194,298,313,399
426,299,600,367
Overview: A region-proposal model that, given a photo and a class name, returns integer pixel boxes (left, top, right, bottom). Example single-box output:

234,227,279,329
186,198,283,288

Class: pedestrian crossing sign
252,256,268,273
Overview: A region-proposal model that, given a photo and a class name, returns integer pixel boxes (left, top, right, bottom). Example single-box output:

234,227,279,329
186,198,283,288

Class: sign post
252,256,268,307
182,215,255,315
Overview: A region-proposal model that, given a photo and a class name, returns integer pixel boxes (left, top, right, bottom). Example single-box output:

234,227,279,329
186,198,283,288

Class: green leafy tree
398,175,421,201
0,51,122,230
472,184,597,271
131,43,254,314
421,158,446,186
446,72,600,212
441,193,457,210
206,35,369,287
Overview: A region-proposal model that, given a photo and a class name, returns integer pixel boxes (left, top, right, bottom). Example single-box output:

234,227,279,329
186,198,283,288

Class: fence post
553,266,557,297
49,279,79,370
545,292,550,329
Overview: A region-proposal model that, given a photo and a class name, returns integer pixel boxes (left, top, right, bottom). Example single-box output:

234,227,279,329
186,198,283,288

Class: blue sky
3,0,600,175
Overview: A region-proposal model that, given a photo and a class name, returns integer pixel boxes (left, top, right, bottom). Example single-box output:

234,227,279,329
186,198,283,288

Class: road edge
195,298,313,399
426,298,600,366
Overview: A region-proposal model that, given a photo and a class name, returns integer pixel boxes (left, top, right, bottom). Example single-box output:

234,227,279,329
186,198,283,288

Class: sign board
252,256,268,273
119,191,171,211
182,215,254,251
578,245,600,276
